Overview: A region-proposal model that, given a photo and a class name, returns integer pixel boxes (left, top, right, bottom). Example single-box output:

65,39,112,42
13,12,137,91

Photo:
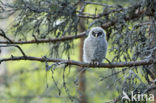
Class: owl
83,27,107,64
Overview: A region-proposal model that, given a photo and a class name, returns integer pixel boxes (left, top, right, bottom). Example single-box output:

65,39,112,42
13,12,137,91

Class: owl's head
89,27,106,38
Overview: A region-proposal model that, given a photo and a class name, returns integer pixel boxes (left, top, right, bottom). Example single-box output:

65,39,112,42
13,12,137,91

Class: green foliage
0,0,156,103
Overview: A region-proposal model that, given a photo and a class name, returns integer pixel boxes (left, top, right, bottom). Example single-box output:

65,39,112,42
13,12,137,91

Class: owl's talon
96,62,100,66
89,61,94,65
94,61,100,66
90,61,100,65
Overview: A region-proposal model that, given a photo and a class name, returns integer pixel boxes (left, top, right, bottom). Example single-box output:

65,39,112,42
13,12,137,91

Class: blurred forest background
0,0,156,103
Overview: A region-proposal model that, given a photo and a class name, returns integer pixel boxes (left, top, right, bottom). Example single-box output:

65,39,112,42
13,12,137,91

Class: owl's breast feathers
93,38,107,62
83,37,107,63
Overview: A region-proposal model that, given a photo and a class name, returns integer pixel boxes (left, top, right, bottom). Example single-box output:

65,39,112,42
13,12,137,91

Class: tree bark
146,0,156,102
78,1,87,103
150,24,156,103
150,23,156,103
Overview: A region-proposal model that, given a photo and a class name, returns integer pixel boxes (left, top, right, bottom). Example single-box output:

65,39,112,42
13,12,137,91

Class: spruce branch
0,56,155,68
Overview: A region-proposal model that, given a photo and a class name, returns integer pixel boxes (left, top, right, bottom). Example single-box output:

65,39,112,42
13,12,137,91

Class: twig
100,68,127,81
62,64,73,101
144,46,156,59
84,1,114,7
104,96,121,103
0,44,26,57
143,86,156,94
78,8,123,19
51,68,61,96
0,29,13,42
0,56,156,68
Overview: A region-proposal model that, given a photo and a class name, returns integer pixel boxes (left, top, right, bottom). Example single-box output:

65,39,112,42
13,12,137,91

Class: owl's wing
101,38,107,58
83,38,95,62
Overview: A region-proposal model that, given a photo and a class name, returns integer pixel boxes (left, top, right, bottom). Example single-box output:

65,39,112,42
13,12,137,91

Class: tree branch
0,9,146,45
0,44,26,57
0,28,13,43
0,56,156,68
78,8,123,19
0,32,86,45
0,4,153,45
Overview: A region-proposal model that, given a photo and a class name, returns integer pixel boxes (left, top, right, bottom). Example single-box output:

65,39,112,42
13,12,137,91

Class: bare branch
0,56,156,68
0,44,26,57
0,28,13,42
0,32,86,45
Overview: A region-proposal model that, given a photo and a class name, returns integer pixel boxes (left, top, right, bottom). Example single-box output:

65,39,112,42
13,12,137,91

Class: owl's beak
95,33,98,37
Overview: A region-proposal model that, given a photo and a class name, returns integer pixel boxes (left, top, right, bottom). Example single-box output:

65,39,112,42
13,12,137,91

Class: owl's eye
97,32,103,36
92,31,96,36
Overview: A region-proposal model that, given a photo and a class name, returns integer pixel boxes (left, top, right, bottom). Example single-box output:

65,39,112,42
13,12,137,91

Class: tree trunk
150,24,156,103
78,1,87,103
146,0,156,102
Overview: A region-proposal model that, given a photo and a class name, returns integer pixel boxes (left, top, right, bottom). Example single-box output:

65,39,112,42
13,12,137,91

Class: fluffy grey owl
83,27,107,64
